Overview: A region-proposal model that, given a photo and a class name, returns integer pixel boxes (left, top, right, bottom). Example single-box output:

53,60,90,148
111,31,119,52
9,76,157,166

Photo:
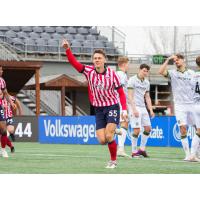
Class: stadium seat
35,38,47,53
89,27,99,35
97,35,108,42
52,33,62,40
0,26,9,31
21,26,33,32
29,32,40,39
12,37,24,50
44,26,55,33
33,26,43,33
82,40,93,54
94,40,105,49
47,39,59,53
17,31,28,39
5,30,17,38
24,38,36,52
66,27,76,34
63,33,74,42
10,26,21,32
41,32,51,40
86,34,96,41
71,40,82,54
74,34,85,42
55,26,65,34
105,41,115,54
77,27,88,35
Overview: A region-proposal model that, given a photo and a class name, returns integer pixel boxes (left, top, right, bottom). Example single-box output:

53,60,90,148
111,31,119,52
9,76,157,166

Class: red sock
7,137,13,148
1,135,7,148
108,140,117,161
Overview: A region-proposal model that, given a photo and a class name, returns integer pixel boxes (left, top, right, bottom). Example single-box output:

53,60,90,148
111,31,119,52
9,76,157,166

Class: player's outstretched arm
159,55,175,77
62,39,84,73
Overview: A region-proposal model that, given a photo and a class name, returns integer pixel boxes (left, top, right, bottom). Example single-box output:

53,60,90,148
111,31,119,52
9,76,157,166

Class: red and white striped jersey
83,65,121,107
2,96,16,119
0,77,6,106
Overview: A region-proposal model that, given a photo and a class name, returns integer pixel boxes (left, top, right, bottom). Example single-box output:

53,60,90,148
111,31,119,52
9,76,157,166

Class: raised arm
62,39,84,73
159,55,175,77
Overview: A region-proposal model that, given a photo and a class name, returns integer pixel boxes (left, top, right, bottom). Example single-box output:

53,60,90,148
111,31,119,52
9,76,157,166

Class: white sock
191,134,200,156
140,132,149,151
131,135,138,153
117,127,127,148
181,137,190,158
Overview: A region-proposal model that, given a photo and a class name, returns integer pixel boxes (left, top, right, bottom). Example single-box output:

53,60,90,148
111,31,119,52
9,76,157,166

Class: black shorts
0,105,5,121
94,103,120,130
6,117,14,126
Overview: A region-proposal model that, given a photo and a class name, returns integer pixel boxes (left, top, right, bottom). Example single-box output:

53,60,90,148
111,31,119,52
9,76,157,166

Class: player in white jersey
115,56,129,157
190,56,200,162
128,64,155,158
159,54,195,161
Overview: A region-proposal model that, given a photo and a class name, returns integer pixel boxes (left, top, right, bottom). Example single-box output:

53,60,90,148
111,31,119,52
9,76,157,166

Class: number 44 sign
15,122,32,138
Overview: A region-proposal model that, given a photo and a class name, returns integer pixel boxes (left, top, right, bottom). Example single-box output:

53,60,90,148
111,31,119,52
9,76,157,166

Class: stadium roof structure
0,60,42,115
24,74,88,115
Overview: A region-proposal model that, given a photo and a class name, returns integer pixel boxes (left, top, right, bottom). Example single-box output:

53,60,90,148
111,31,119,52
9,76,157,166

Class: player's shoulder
187,69,195,74
144,78,150,84
85,65,95,70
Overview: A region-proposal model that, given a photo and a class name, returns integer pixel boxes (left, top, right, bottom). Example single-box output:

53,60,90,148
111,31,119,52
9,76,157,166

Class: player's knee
180,126,187,135
134,128,140,136
144,127,151,133
105,132,114,143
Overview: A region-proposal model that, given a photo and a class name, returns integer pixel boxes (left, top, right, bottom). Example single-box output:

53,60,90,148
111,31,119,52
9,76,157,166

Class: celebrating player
159,54,195,161
115,56,129,157
62,39,128,168
128,64,154,158
190,56,200,162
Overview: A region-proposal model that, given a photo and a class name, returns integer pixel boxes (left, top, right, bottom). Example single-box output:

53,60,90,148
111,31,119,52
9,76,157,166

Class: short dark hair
93,49,106,58
175,53,184,60
196,56,200,67
140,63,150,71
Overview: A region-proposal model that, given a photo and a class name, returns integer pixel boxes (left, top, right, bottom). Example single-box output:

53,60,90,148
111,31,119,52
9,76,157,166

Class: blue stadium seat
74,34,85,42
17,31,28,39
24,38,36,52
52,33,62,40
35,38,47,53
66,27,76,34
82,40,93,54
77,27,88,35
71,40,82,54
86,34,96,41
5,30,17,38
55,26,65,34
10,26,21,32
44,26,55,33
41,32,51,40
94,40,105,49
89,27,99,35
63,33,73,42
33,26,43,33
29,32,40,39
21,26,33,32
47,39,59,53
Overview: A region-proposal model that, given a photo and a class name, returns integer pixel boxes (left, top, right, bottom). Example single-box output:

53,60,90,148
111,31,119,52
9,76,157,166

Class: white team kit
128,75,151,128
191,70,200,128
116,70,128,122
167,69,195,126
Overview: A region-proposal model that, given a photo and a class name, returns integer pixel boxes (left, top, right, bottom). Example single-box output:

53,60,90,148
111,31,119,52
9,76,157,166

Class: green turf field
0,142,200,174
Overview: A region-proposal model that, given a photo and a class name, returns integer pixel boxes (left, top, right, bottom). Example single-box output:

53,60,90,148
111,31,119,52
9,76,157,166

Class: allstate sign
39,116,98,144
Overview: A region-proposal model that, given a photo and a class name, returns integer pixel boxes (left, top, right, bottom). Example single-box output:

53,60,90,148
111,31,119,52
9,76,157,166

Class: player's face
123,62,129,72
140,68,149,78
174,57,184,68
0,67,3,77
93,53,106,70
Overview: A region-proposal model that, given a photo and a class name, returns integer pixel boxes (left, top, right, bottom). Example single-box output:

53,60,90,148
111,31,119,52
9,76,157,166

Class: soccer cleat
131,152,140,158
10,134,15,142
11,146,15,153
117,147,127,157
2,149,9,158
183,156,190,161
105,160,117,169
137,149,149,158
189,155,200,162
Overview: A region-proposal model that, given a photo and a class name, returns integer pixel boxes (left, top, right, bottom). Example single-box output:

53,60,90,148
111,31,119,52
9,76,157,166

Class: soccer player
128,64,154,158
159,54,195,161
0,66,16,157
115,56,129,157
62,39,128,168
190,56,200,162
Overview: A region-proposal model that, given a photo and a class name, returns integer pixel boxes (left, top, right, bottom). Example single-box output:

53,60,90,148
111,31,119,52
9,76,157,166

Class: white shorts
174,103,195,126
193,104,200,128
129,106,151,128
